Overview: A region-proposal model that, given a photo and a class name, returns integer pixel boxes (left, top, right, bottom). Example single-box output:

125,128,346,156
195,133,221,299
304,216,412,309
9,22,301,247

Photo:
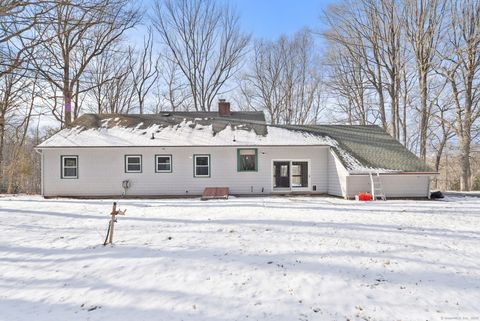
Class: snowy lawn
0,195,479,321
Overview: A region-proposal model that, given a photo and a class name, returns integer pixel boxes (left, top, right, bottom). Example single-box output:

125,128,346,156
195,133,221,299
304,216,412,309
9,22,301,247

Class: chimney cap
218,98,226,102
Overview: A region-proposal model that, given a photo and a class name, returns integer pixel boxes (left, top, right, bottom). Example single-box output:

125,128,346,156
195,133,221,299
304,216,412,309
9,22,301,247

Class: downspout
34,148,44,196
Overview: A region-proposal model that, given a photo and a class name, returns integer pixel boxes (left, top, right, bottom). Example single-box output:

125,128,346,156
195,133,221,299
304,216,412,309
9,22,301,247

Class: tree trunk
459,136,471,191
347,100,353,125
6,168,15,194
74,80,80,120
433,131,448,190
64,91,72,127
390,81,398,138
375,65,388,130
418,69,428,160
0,114,4,175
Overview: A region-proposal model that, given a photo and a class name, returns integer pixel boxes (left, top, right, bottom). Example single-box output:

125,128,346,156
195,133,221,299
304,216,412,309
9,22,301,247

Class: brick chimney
218,99,231,117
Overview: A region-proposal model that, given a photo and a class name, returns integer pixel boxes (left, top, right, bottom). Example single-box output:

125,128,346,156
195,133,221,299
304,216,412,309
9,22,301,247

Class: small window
194,155,210,177
155,155,172,173
125,155,142,173
237,149,257,172
61,156,78,179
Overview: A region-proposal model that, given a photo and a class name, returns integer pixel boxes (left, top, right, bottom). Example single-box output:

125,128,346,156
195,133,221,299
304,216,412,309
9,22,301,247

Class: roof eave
348,171,439,175
35,144,333,149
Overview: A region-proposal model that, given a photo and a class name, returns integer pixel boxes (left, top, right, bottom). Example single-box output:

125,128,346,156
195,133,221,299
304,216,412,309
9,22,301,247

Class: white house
36,101,436,199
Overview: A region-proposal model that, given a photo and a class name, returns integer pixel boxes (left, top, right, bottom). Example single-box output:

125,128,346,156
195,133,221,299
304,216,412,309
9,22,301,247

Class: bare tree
325,42,370,125
427,76,455,189
399,61,417,145
404,0,446,160
323,1,388,129
4,74,38,193
240,30,324,124
282,30,325,124
437,0,480,190
323,0,413,137
29,0,141,127
130,28,160,114
152,0,250,111
240,38,286,124
86,44,136,114
0,61,28,174
103,57,136,114
155,55,191,111
371,0,405,139
0,1,54,78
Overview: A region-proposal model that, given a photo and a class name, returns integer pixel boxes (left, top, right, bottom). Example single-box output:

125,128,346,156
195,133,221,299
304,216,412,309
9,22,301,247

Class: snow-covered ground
0,195,479,321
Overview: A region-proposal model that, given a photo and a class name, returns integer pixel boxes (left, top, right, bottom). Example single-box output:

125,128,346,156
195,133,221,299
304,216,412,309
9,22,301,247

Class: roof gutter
348,171,439,175
35,144,333,149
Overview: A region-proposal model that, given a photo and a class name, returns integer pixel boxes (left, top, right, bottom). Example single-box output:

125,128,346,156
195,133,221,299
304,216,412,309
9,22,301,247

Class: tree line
322,0,480,191
1,0,479,193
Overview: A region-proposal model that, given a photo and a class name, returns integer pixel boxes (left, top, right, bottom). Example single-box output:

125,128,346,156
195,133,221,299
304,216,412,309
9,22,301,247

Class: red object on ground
357,193,373,201
201,187,229,200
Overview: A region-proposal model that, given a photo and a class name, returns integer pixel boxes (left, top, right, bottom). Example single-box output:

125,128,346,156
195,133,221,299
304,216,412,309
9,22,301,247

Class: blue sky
143,0,334,40
229,0,333,39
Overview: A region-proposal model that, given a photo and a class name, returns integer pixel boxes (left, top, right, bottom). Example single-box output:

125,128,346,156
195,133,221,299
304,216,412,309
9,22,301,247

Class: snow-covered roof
37,113,336,147
37,113,434,173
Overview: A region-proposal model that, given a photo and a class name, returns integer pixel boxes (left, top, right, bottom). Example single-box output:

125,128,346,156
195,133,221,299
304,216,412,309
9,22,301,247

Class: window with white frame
194,155,210,177
155,155,172,173
61,156,78,179
125,155,142,173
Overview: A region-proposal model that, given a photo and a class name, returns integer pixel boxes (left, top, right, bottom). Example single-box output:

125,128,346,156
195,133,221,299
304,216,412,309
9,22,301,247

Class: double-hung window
61,156,78,179
155,155,172,173
125,155,142,173
194,155,210,177
237,149,257,172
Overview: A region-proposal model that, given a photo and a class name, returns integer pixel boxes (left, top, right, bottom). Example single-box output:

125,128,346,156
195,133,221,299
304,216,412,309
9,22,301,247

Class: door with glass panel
273,161,290,188
273,160,310,190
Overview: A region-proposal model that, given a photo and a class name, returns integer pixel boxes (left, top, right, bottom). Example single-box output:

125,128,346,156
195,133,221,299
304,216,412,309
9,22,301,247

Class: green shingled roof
281,124,434,173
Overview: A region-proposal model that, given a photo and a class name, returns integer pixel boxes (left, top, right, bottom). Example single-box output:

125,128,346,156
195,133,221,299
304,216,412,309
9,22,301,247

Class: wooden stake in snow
103,202,126,246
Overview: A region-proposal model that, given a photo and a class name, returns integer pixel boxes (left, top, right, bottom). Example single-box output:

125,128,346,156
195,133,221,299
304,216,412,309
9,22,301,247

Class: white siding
346,174,431,198
327,150,348,197
42,146,330,197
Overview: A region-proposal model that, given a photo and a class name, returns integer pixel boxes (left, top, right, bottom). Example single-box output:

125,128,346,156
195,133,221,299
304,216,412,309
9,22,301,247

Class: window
237,149,258,172
291,161,308,187
125,155,142,173
61,156,78,179
155,155,172,173
194,155,210,177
